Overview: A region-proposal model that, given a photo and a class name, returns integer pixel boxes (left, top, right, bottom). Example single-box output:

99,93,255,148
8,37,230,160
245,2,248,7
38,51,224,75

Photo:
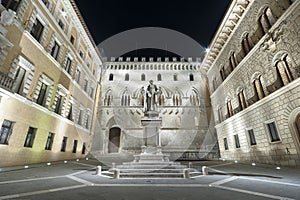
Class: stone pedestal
141,113,162,147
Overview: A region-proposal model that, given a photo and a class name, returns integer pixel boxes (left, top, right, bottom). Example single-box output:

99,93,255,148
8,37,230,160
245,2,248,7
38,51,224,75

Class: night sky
74,0,232,57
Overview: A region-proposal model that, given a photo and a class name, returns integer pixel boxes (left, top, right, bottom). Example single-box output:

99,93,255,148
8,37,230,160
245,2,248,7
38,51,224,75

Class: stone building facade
0,0,101,166
94,57,217,160
203,0,300,166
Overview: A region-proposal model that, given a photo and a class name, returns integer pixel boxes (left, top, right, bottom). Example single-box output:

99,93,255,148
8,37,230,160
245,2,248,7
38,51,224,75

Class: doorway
108,127,121,153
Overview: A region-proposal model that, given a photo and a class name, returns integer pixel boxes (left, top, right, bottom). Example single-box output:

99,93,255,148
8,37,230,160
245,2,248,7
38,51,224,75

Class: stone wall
206,0,300,166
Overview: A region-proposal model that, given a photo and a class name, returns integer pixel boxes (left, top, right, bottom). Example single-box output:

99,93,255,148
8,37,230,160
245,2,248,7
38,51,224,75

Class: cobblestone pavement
0,158,299,200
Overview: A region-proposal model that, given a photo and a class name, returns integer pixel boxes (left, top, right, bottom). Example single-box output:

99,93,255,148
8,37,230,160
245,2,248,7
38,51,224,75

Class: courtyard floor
0,158,299,200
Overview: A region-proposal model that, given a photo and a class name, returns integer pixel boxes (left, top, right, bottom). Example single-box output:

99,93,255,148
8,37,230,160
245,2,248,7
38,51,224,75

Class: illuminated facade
0,0,101,166
93,57,217,160
203,0,300,166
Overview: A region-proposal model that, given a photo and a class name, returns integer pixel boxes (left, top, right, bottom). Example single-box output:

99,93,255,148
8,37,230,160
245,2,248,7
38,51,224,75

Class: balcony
0,72,14,91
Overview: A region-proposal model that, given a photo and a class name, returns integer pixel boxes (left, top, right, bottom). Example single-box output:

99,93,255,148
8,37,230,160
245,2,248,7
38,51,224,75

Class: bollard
96,166,102,175
202,166,208,176
114,169,120,179
112,162,116,169
183,168,190,179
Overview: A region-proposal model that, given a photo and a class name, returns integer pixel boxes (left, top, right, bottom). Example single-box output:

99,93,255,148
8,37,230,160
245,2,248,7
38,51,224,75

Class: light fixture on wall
61,8,67,18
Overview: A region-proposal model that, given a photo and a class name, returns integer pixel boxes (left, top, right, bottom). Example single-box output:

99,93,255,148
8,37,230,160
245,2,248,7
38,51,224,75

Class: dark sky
74,0,232,57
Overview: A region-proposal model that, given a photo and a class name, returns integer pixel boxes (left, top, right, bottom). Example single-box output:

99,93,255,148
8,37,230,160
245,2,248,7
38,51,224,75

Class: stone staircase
101,147,201,178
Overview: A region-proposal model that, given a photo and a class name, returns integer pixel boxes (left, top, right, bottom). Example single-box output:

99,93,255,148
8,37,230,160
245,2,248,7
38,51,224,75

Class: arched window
157,88,165,106
173,74,178,81
189,74,194,81
259,8,276,34
253,76,265,100
238,90,247,111
212,77,218,91
242,34,251,55
172,91,182,106
125,73,129,81
121,91,130,106
226,100,233,118
157,74,162,81
190,90,199,106
220,66,226,81
109,74,113,81
229,53,237,71
104,90,113,106
217,107,223,123
275,56,294,86
141,74,146,81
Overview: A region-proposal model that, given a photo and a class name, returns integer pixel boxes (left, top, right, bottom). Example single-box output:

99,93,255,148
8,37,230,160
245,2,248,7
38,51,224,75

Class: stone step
120,172,185,178
110,169,193,173
116,165,186,169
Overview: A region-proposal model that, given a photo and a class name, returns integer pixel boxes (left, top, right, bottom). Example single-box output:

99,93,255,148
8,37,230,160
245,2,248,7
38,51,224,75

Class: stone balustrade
0,72,13,91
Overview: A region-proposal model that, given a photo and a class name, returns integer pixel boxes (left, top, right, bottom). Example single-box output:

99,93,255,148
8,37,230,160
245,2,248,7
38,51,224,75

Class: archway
295,114,300,145
108,127,121,153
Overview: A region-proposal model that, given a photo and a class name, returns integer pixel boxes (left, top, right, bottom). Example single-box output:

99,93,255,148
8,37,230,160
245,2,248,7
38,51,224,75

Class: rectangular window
78,110,83,125
266,122,281,142
14,67,26,95
41,0,50,8
70,35,75,45
85,114,90,129
64,58,72,74
51,41,60,61
83,79,88,92
90,87,94,98
37,82,48,106
75,69,81,84
30,19,44,42
0,120,14,145
67,104,73,121
45,132,54,150
2,0,21,11
55,95,63,114
248,129,257,146
224,138,228,150
72,140,78,153
79,51,84,58
61,136,68,152
24,127,37,148
82,142,86,154
58,19,65,30
234,134,241,148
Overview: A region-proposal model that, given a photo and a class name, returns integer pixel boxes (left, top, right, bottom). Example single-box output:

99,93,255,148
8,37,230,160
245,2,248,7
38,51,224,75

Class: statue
145,80,158,112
